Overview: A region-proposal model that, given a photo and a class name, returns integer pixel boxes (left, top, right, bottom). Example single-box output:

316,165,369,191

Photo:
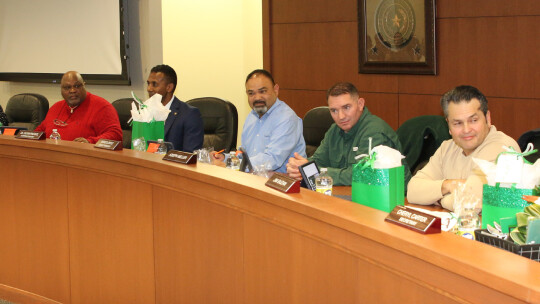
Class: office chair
303,106,334,157
517,128,540,163
186,97,238,152
5,93,49,130
112,98,135,149
396,115,451,175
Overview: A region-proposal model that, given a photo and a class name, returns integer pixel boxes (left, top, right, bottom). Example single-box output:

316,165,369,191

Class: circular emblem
375,0,416,50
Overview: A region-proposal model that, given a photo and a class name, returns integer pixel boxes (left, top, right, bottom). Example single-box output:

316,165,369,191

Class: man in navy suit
146,64,204,152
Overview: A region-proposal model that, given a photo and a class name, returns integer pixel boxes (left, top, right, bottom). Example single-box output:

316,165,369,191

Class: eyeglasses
61,83,84,91
53,119,68,127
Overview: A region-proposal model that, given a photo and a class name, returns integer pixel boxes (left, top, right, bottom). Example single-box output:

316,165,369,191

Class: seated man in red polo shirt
35,71,122,143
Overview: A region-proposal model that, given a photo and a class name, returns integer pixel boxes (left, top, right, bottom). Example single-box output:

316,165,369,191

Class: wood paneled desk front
0,136,538,304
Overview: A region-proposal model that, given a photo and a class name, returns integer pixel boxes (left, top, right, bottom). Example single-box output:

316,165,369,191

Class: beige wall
162,0,263,144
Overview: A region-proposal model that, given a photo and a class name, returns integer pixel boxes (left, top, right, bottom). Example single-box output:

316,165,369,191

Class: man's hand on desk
441,179,467,196
211,151,226,167
73,137,89,143
286,152,308,180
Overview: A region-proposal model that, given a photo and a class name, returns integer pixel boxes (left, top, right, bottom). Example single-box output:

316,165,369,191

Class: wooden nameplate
163,150,197,164
265,173,300,193
94,139,123,151
385,206,441,234
15,131,45,140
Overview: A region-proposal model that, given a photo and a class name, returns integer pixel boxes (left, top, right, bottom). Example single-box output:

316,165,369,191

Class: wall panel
153,187,244,303
0,159,70,304
265,0,539,140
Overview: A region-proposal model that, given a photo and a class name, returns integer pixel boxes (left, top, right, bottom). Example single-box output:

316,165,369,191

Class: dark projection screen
0,0,130,85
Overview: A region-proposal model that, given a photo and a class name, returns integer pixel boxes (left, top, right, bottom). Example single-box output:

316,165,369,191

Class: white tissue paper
473,147,540,189
371,145,405,169
130,93,171,123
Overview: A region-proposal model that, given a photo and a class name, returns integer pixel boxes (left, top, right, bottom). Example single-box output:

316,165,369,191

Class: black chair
186,97,238,152
303,106,334,157
517,128,540,163
5,93,49,130
112,98,135,149
396,115,451,175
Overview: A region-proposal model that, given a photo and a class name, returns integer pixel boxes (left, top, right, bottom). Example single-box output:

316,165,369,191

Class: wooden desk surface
0,135,538,304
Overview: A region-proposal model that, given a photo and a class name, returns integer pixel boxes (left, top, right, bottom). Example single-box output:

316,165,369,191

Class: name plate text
385,206,441,234
15,131,45,140
163,150,197,164
265,173,300,193
94,139,123,151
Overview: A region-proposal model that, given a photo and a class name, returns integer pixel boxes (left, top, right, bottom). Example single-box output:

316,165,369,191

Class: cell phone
299,161,320,191
238,147,253,173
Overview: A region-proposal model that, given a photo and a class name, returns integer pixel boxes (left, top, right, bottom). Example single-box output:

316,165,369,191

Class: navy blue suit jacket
164,97,204,152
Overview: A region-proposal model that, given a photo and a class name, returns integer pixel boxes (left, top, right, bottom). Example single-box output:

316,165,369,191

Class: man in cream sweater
407,85,519,211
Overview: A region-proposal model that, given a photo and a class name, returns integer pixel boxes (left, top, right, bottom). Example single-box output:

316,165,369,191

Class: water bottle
456,204,480,240
315,168,333,196
50,129,61,141
229,152,240,171
155,139,168,155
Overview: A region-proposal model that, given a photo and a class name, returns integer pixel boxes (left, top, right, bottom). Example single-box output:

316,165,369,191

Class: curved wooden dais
0,136,539,303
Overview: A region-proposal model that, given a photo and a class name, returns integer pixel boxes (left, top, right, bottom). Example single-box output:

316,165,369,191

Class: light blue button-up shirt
241,98,306,173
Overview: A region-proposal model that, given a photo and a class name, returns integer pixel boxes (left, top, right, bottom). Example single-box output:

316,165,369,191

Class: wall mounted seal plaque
358,0,436,74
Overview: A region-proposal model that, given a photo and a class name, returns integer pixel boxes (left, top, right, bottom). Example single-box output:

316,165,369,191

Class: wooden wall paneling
437,0,540,18
270,0,357,23
0,158,71,304
361,92,399,130
67,169,155,304
153,187,244,304
263,0,272,69
398,94,444,126
488,97,540,140
399,16,540,99
278,89,327,119
270,22,399,93
243,214,359,304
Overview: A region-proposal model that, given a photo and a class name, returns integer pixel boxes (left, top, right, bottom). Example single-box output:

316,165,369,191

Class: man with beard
146,64,204,152
35,71,122,143
213,69,306,173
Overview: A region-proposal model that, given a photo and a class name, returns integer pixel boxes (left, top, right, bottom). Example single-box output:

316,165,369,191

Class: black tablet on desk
299,161,320,190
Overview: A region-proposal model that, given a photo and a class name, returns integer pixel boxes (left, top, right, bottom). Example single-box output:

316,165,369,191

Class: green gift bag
481,184,538,229
352,164,405,213
131,120,165,149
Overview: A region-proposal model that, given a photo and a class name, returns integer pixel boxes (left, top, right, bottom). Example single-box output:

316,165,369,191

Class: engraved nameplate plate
15,131,45,140
163,150,197,164
265,173,300,193
385,206,441,234
94,139,123,151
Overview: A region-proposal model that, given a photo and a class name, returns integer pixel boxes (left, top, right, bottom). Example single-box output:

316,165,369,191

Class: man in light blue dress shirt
214,69,306,173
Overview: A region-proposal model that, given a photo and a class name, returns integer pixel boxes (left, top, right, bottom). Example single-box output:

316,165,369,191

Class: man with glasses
35,71,122,143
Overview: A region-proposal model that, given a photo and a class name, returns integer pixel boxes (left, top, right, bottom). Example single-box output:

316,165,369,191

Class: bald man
35,71,122,143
